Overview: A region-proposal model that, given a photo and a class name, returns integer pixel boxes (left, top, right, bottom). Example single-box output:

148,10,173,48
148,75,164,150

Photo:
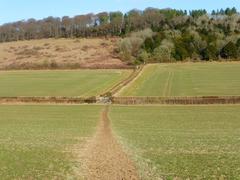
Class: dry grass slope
0,38,128,69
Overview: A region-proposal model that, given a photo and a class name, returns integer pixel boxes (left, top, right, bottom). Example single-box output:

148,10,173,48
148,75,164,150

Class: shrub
131,28,154,40
119,38,133,62
119,35,145,63
137,50,150,63
119,28,154,63
236,38,240,48
85,96,96,103
220,41,238,59
153,40,174,62
144,37,155,53
237,39,240,56
201,45,218,60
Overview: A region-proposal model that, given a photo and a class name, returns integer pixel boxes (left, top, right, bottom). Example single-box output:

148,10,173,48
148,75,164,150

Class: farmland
0,55,239,179
0,105,102,179
120,63,240,97
1,1,240,179
110,105,240,179
0,69,131,97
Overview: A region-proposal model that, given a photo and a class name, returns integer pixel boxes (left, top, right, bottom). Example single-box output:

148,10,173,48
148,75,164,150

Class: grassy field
110,105,240,179
0,69,131,97
120,63,240,96
0,105,102,179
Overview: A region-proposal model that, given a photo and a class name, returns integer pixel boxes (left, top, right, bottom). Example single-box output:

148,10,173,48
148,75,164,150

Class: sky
0,0,240,25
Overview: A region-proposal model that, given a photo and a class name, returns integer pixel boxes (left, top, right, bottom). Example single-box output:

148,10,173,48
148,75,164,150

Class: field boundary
0,64,135,71
1,96,240,105
112,96,240,105
0,96,96,104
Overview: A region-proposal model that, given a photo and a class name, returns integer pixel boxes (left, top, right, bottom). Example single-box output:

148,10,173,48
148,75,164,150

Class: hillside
0,38,128,69
1,7,240,64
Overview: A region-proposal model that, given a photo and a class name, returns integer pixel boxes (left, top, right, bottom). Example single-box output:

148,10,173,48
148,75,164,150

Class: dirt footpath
76,106,139,180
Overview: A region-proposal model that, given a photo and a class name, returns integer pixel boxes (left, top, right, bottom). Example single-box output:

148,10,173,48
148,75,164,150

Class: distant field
0,38,126,69
120,63,240,96
110,105,240,179
0,70,131,97
0,105,102,179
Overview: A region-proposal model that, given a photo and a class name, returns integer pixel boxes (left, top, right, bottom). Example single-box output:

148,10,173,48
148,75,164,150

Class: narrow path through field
77,106,139,180
114,66,144,96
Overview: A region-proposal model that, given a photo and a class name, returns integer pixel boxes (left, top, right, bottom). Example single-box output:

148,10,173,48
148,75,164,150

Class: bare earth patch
75,106,139,180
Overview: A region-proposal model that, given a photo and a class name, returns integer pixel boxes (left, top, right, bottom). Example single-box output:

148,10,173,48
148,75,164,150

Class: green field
0,105,102,179
110,105,240,179
0,70,131,97
120,63,240,96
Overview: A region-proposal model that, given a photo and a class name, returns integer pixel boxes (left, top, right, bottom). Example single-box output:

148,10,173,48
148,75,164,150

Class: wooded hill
0,7,240,63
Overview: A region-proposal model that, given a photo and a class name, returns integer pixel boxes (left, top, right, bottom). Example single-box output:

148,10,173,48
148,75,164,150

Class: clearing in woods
119,63,240,97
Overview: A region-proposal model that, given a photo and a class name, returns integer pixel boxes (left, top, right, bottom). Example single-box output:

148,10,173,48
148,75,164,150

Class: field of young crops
110,105,240,179
0,105,102,179
120,63,240,97
1,62,240,179
0,70,131,97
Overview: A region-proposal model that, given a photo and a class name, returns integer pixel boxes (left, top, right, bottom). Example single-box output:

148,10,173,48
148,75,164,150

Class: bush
236,38,240,48
129,37,144,56
201,45,218,60
119,29,154,63
137,50,150,63
143,32,164,53
220,41,238,59
131,28,154,40
173,38,189,61
153,40,174,62
153,46,171,62
144,37,155,53
119,38,136,63
85,96,96,104
237,39,240,56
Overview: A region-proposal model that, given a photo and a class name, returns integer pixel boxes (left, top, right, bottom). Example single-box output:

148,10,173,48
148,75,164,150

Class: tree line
0,7,240,62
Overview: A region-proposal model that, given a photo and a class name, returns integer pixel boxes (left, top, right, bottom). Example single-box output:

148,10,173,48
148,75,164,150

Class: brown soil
75,106,139,180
